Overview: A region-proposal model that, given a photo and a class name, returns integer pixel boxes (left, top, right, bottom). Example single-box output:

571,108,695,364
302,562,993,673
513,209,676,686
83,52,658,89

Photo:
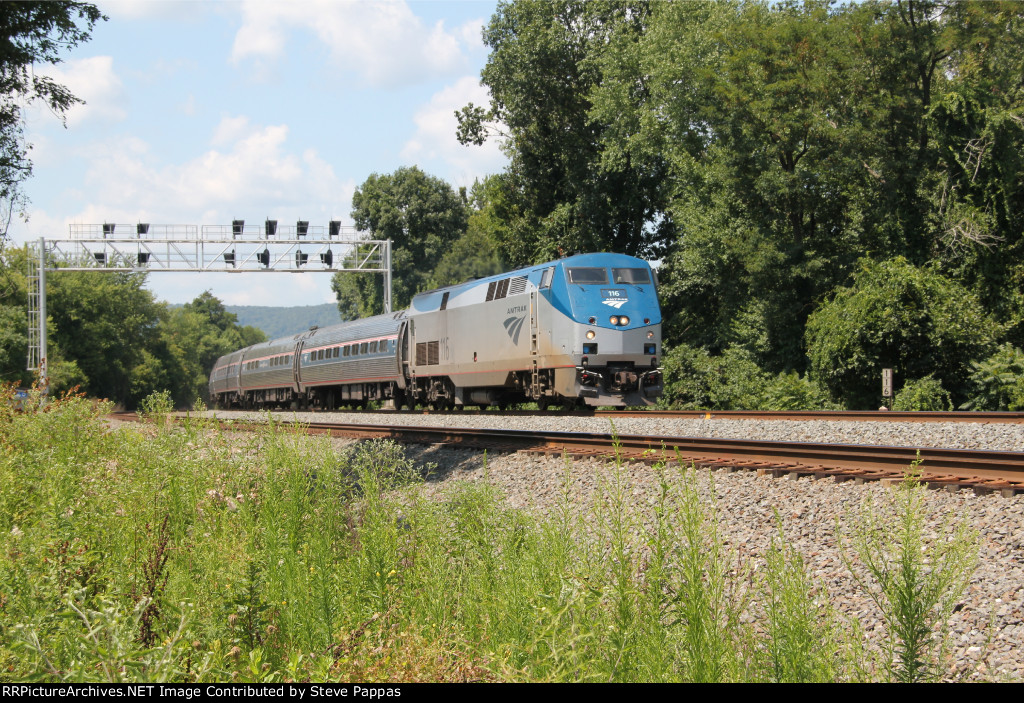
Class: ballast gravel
200,410,1024,681
206,409,1024,452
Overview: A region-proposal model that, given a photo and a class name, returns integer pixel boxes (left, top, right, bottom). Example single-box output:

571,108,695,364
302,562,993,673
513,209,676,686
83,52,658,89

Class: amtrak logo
503,314,527,345
603,299,628,309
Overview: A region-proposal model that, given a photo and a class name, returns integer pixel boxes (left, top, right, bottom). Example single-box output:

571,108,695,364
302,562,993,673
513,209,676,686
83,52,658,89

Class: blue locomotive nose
558,257,661,329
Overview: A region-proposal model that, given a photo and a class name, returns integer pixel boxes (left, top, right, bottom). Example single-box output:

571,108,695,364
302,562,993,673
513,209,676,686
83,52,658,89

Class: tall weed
841,469,979,682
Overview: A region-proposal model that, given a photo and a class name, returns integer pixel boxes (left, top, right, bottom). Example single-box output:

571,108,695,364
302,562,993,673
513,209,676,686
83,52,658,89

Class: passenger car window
567,267,609,284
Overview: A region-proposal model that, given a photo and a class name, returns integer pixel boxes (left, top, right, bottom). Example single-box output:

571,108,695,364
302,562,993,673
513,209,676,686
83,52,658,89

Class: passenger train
209,252,663,410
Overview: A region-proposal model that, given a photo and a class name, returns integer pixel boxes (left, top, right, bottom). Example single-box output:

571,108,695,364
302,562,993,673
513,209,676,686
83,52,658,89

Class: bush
961,344,1024,410
661,345,837,410
892,375,953,411
762,371,840,411
805,257,999,409
659,344,767,410
138,389,174,425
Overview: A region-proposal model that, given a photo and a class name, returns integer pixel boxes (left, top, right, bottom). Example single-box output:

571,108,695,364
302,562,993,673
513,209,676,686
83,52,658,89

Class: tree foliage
0,248,264,407
461,0,1024,408
805,258,999,409
428,176,507,289
0,2,104,239
961,344,1024,411
458,0,672,266
331,167,468,319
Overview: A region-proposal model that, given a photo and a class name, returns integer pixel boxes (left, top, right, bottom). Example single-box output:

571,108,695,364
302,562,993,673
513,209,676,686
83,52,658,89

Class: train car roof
410,252,652,304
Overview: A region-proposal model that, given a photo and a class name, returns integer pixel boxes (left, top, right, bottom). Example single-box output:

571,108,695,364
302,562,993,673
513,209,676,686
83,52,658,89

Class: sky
7,0,506,307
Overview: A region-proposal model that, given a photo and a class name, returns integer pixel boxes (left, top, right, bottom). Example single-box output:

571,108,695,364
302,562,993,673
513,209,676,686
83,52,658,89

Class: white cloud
401,76,506,187
99,0,208,22
37,56,126,126
210,114,253,146
231,0,484,86
11,119,354,305
21,118,354,234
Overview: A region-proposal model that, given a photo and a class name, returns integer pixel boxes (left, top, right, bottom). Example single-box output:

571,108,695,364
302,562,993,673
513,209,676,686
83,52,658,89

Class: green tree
926,2,1024,346
961,344,1024,411
618,1,908,367
463,0,1024,390
0,2,104,242
458,0,671,267
331,167,468,318
46,269,166,405
428,176,507,289
0,245,82,390
184,290,240,333
805,257,999,409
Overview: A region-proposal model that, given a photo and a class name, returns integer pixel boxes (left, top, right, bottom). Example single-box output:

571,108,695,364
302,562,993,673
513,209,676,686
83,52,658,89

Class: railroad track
218,407,1024,423
595,409,1024,424
112,412,1024,496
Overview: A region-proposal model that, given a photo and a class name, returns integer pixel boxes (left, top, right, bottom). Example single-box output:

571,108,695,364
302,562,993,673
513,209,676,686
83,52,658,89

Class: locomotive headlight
586,330,596,339
609,316,619,325
619,316,629,326
647,331,654,339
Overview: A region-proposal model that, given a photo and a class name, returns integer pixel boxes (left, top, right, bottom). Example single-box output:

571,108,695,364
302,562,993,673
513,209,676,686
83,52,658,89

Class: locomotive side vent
416,341,440,366
509,276,527,295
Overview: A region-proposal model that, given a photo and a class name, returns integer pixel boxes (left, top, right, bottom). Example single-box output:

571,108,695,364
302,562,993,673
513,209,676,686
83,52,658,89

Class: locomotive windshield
611,268,651,284
567,267,609,284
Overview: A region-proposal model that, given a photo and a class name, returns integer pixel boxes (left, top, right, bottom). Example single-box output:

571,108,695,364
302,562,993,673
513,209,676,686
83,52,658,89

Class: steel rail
111,413,1024,496
293,421,1024,494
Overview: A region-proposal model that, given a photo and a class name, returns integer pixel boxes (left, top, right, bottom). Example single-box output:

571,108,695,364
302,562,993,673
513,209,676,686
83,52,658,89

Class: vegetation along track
114,411,1024,497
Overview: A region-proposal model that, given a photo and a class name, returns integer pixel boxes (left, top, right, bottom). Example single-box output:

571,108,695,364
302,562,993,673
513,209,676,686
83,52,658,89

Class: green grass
0,387,981,682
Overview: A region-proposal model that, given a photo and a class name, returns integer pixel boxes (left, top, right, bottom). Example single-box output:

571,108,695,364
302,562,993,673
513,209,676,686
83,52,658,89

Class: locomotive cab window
612,268,651,285
567,267,609,285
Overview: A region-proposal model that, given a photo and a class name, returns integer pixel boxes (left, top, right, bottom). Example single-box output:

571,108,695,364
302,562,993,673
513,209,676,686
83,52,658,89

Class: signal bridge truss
27,222,393,387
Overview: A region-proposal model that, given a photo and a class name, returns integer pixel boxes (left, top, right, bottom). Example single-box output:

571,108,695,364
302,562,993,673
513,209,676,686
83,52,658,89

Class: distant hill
226,303,343,340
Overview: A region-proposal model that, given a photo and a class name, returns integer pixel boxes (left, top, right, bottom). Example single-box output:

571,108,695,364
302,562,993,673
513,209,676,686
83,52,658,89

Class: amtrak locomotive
209,253,663,410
